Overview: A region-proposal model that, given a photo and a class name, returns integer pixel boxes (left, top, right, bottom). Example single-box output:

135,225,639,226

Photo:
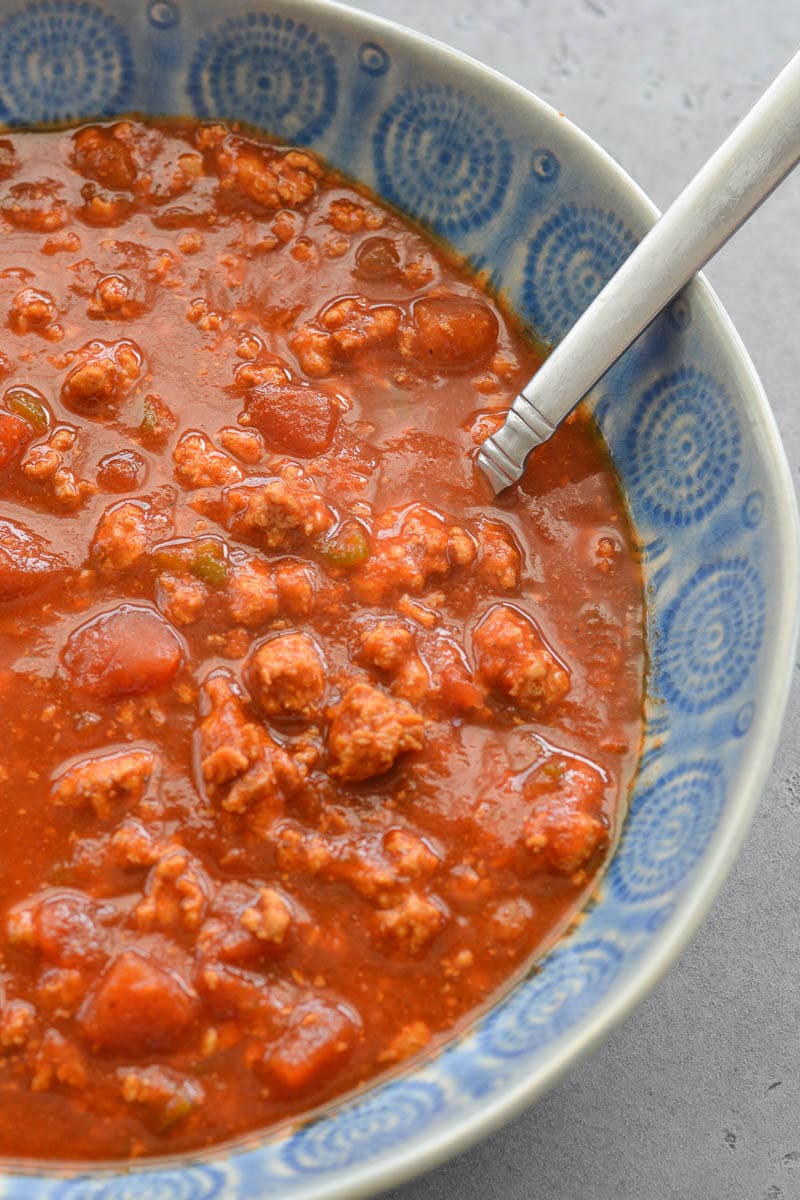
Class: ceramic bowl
1,0,798,1197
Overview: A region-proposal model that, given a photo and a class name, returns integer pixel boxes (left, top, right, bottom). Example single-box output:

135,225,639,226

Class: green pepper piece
4,386,49,434
316,521,370,569
191,541,228,586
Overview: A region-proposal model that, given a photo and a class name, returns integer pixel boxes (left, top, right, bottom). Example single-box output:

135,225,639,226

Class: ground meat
292,295,401,376
327,682,425,782
79,951,198,1056
119,1064,204,1132
225,553,279,627
196,672,300,815
90,493,174,574
240,886,292,945
522,757,609,876
377,1019,431,1064
475,518,522,590
156,571,207,626
358,621,415,673
352,505,469,604
373,891,446,955
209,131,322,211
72,125,138,191
51,747,156,820
220,464,334,551
248,632,325,719
134,849,212,934
31,1029,88,1092
61,338,143,415
21,426,97,509
173,430,244,489
473,604,570,716
0,996,36,1051
383,828,440,879
9,286,59,337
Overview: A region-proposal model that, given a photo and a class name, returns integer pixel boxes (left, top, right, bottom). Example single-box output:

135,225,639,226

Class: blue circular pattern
0,1,134,125
26,1166,230,1200
479,940,624,1058
667,294,692,330
658,558,765,713
148,0,180,30
284,1080,445,1172
522,204,637,343
734,701,755,737
531,148,560,182
622,366,741,526
611,762,725,903
359,40,390,76
373,83,513,236
742,489,765,528
188,14,338,143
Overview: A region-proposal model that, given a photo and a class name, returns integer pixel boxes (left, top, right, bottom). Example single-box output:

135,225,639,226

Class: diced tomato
62,604,184,699
79,951,198,1055
261,997,360,1095
245,381,339,456
0,411,32,466
0,518,63,601
409,296,498,369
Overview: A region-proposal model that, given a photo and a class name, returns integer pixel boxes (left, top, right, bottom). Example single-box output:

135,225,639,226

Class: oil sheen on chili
0,119,645,1161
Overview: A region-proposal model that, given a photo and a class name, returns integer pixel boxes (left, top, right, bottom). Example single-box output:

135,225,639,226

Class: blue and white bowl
1,1,797,1197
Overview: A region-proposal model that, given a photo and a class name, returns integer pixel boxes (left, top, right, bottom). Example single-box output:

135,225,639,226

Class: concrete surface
346,2,800,1198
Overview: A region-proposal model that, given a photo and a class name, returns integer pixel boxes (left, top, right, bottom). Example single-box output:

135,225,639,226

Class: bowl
1,0,798,1197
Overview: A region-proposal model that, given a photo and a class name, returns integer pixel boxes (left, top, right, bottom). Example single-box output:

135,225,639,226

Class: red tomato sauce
0,119,645,1161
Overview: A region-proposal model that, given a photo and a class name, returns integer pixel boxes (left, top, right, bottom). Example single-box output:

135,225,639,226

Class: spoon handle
478,48,800,493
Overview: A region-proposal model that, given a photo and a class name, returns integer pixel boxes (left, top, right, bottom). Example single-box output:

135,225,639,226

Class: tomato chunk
79,951,198,1055
245,381,339,456
0,518,64,601
0,411,32,466
407,296,498,369
63,603,184,699
261,997,360,1095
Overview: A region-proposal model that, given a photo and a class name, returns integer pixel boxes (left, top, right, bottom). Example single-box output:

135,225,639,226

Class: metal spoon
478,48,800,494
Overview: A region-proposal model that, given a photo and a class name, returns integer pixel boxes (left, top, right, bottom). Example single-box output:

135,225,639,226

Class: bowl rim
2,0,798,1193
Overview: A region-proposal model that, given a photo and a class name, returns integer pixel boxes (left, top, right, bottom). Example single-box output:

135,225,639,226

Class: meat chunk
292,295,401,376
90,494,174,574
383,828,440,880
79,951,198,1056
71,125,138,191
475,518,522,590
473,604,570,716
239,886,292,945
327,682,425,782
522,757,609,876
220,464,334,551
260,997,360,1095
156,571,207,626
0,518,64,601
352,505,471,604
248,632,325,719
9,287,58,336
119,1065,204,1132
173,430,244,489
209,131,322,211
401,295,499,370
63,604,184,700
61,338,143,415
51,747,156,819
225,552,279,627
134,849,212,933
31,1028,88,1092
21,426,97,509
358,621,415,673
197,881,293,966
0,996,36,1050
196,672,300,815
374,891,447,956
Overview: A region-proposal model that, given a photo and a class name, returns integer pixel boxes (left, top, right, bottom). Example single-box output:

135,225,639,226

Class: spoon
478,48,800,493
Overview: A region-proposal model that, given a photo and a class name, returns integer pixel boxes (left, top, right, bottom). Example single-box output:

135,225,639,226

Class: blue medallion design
658,558,765,714
479,940,624,1058
610,761,726,903
358,40,390,77
621,366,741,527
522,203,637,343
0,1,134,126
3,1166,228,1200
284,1080,445,1172
373,83,513,236
188,13,338,144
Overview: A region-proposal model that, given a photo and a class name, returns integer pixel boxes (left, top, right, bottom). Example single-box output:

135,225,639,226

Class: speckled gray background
345,2,800,1198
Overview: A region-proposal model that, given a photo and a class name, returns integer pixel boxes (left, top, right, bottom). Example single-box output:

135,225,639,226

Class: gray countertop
346,2,800,1197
